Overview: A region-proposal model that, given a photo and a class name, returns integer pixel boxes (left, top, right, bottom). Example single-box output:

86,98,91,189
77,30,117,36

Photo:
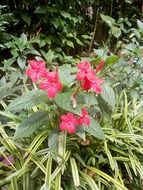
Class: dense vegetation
0,0,143,190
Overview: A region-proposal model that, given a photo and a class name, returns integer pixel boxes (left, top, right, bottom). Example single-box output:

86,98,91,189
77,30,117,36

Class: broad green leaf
81,35,91,39
125,0,134,4
101,83,115,108
0,83,23,100
14,111,50,139
137,19,143,30
84,118,105,140
17,56,26,69
77,92,97,107
20,33,27,46
21,13,31,26
75,38,83,46
8,90,48,111
100,14,115,27
0,83,12,100
60,11,71,19
106,55,119,65
66,40,74,48
34,6,48,14
111,26,121,38
58,64,75,86
76,126,86,141
51,19,59,29
97,95,112,116
40,50,56,64
55,91,82,115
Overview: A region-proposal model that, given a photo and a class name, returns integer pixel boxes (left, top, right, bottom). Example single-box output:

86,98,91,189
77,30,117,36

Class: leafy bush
0,49,143,189
0,1,143,189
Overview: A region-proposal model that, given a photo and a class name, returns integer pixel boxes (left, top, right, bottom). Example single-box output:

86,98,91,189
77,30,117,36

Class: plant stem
88,8,100,54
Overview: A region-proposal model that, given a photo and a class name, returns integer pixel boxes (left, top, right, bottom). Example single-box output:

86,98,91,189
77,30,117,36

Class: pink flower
78,108,90,126
77,60,92,81
76,60,104,94
95,60,105,73
59,113,79,134
81,75,104,93
0,155,14,166
26,60,47,82
91,77,104,93
39,68,62,98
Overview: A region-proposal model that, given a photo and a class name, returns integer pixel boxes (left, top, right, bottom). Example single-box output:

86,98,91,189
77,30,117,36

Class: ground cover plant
0,0,143,190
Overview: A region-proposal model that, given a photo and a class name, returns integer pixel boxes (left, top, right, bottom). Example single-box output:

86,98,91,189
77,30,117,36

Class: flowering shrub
2,54,143,190
25,59,105,135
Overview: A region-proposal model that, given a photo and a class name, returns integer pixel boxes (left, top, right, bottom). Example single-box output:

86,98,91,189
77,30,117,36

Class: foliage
0,0,143,189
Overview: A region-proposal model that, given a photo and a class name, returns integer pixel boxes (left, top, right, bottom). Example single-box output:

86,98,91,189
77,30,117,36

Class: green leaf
66,40,74,48
48,130,58,153
14,111,50,139
111,26,121,38
77,92,97,107
54,91,82,115
34,6,48,14
87,166,128,190
58,64,75,86
101,83,115,108
75,38,83,46
55,172,61,190
137,19,143,31
0,84,24,101
8,90,48,111
51,19,59,29
20,33,27,45
81,35,91,39
84,118,105,140
40,50,56,64
17,56,26,69
70,157,80,187
97,95,112,116
45,156,53,188
80,171,99,190
106,55,119,65
60,11,71,19
21,13,31,26
76,126,86,141
100,14,115,27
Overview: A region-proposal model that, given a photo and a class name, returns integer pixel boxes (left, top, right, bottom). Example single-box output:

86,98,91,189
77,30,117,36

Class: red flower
77,60,92,81
81,77,92,91
77,60,104,94
39,69,62,98
95,60,105,73
59,113,79,134
26,60,47,82
78,108,90,126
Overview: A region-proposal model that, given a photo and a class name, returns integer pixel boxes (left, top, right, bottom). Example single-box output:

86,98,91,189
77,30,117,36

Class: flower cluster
77,60,104,93
26,60,62,98
60,108,90,134
26,59,104,134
